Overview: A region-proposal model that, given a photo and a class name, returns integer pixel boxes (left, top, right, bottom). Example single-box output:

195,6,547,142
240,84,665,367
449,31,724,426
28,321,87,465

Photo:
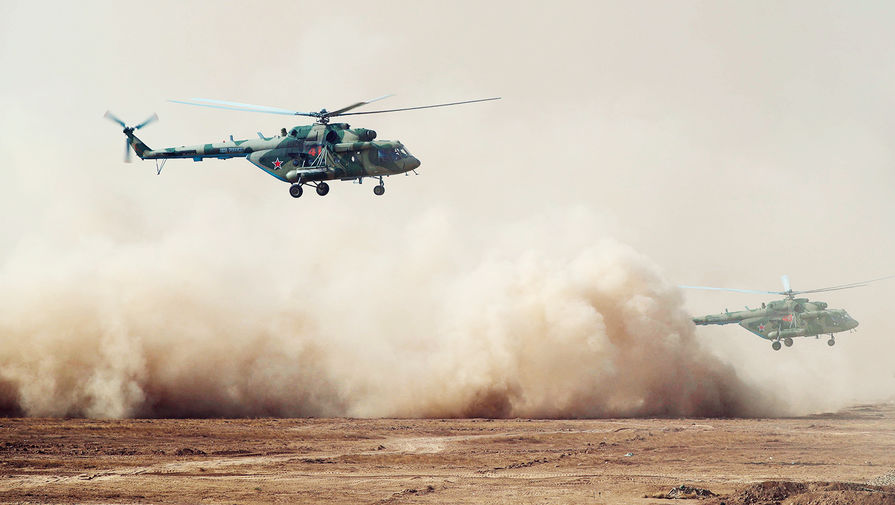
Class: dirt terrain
2,403,894,504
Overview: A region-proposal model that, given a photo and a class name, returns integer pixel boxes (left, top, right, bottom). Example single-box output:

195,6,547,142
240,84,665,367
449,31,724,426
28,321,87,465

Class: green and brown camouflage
693,297,858,346
126,122,420,184
679,274,890,350
108,95,498,197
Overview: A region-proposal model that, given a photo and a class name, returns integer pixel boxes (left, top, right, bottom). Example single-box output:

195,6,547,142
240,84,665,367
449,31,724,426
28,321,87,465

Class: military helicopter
104,95,499,198
681,275,891,351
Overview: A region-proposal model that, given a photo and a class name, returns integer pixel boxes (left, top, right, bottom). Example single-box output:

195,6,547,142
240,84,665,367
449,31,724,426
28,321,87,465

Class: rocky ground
1,403,894,504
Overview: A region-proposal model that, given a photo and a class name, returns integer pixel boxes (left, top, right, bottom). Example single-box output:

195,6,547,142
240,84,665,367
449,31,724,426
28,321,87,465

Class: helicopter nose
403,156,420,171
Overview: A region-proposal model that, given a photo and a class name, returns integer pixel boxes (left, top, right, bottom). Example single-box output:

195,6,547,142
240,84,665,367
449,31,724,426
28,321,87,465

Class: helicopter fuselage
693,297,858,341
108,95,500,198
127,122,421,184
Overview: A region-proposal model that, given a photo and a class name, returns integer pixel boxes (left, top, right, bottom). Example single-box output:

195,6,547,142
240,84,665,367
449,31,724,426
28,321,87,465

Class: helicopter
680,275,892,351
104,95,499,198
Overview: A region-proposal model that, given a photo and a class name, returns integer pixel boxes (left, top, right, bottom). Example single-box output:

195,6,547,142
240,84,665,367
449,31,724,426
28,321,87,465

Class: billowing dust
0,202,777,419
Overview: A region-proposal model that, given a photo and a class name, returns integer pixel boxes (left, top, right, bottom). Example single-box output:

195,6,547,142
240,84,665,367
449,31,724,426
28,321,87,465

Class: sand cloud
0,201,775,418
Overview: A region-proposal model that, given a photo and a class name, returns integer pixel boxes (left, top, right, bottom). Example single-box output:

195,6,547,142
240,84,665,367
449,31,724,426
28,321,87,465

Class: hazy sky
2,1,895,414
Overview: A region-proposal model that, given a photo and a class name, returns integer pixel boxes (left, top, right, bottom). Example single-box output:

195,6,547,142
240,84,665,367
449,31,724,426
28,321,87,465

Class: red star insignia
273,158,283,169
758,324,766,331
782,314,793,322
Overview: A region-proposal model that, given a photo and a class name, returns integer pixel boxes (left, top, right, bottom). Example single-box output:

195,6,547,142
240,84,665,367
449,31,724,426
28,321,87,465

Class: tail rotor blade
106,110,156,163
135,113,158,130
104,110,126,128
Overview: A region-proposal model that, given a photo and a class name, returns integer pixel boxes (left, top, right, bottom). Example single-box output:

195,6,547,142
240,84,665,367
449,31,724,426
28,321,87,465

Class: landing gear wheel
373,184,385,196
783,337,793,347
289,184,303,198
316,182,329,196
772,341,782,351
827,338,835,347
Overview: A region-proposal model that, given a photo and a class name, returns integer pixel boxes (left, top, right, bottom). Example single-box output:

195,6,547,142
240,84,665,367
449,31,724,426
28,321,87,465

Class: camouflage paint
126,122,420,184
693,297,859,342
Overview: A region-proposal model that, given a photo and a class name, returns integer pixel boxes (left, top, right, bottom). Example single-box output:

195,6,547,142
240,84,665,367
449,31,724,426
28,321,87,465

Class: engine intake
354,128,377,141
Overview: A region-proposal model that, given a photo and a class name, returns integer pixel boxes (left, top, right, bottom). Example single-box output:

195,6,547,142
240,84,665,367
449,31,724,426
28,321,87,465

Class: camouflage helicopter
681,275,891,351
104,95,499,198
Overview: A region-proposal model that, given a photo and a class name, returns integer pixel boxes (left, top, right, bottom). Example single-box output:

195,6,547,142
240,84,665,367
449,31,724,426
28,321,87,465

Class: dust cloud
0,199,777,419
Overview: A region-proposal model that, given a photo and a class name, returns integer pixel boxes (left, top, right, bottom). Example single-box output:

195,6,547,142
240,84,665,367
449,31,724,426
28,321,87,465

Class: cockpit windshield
377,146,409,163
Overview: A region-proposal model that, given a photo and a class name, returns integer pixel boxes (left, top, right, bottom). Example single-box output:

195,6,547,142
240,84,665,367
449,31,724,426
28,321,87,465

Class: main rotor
169,94,501,125
680,274,894,300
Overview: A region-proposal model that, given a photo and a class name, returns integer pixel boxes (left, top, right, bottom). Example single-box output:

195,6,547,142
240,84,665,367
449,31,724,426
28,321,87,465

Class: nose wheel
827,336,836,346
373,177,385,196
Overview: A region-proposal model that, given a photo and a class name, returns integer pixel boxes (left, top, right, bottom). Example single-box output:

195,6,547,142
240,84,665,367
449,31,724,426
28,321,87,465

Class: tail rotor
133,113,158,130
104,111,158,163
103,110,127,128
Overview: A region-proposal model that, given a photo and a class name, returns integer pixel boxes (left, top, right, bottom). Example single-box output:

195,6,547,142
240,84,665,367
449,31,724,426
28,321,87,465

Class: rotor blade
781,274,791,293
794,275,895,295
124,138,132,163
104,110,126,128
326,94,394,117
679,285,784,295
183,98,305,114
794,285,869,295
169,98,311,117
334,97,502,117
134,113,158,130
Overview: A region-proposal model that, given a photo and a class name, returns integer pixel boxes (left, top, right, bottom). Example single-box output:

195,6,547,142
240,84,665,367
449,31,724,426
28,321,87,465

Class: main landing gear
288,177,387,198
289,182,330,198
771,337,794,351
772,334,837,350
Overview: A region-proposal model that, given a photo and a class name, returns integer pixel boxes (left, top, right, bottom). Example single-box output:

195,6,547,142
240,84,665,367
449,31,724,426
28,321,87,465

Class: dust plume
0,198,777,419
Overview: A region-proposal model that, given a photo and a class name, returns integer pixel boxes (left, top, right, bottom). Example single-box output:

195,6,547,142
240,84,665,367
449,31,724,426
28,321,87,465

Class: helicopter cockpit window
377,148,401,163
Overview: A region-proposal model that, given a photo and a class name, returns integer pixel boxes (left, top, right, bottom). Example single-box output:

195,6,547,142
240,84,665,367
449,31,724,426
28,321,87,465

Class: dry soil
2,403,895,504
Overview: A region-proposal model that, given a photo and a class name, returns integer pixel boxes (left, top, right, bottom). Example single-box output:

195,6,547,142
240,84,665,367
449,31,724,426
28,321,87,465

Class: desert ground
2,403,895,505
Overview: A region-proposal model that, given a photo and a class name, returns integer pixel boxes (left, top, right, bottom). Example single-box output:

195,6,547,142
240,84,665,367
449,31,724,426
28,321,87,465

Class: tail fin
126,132,152,159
